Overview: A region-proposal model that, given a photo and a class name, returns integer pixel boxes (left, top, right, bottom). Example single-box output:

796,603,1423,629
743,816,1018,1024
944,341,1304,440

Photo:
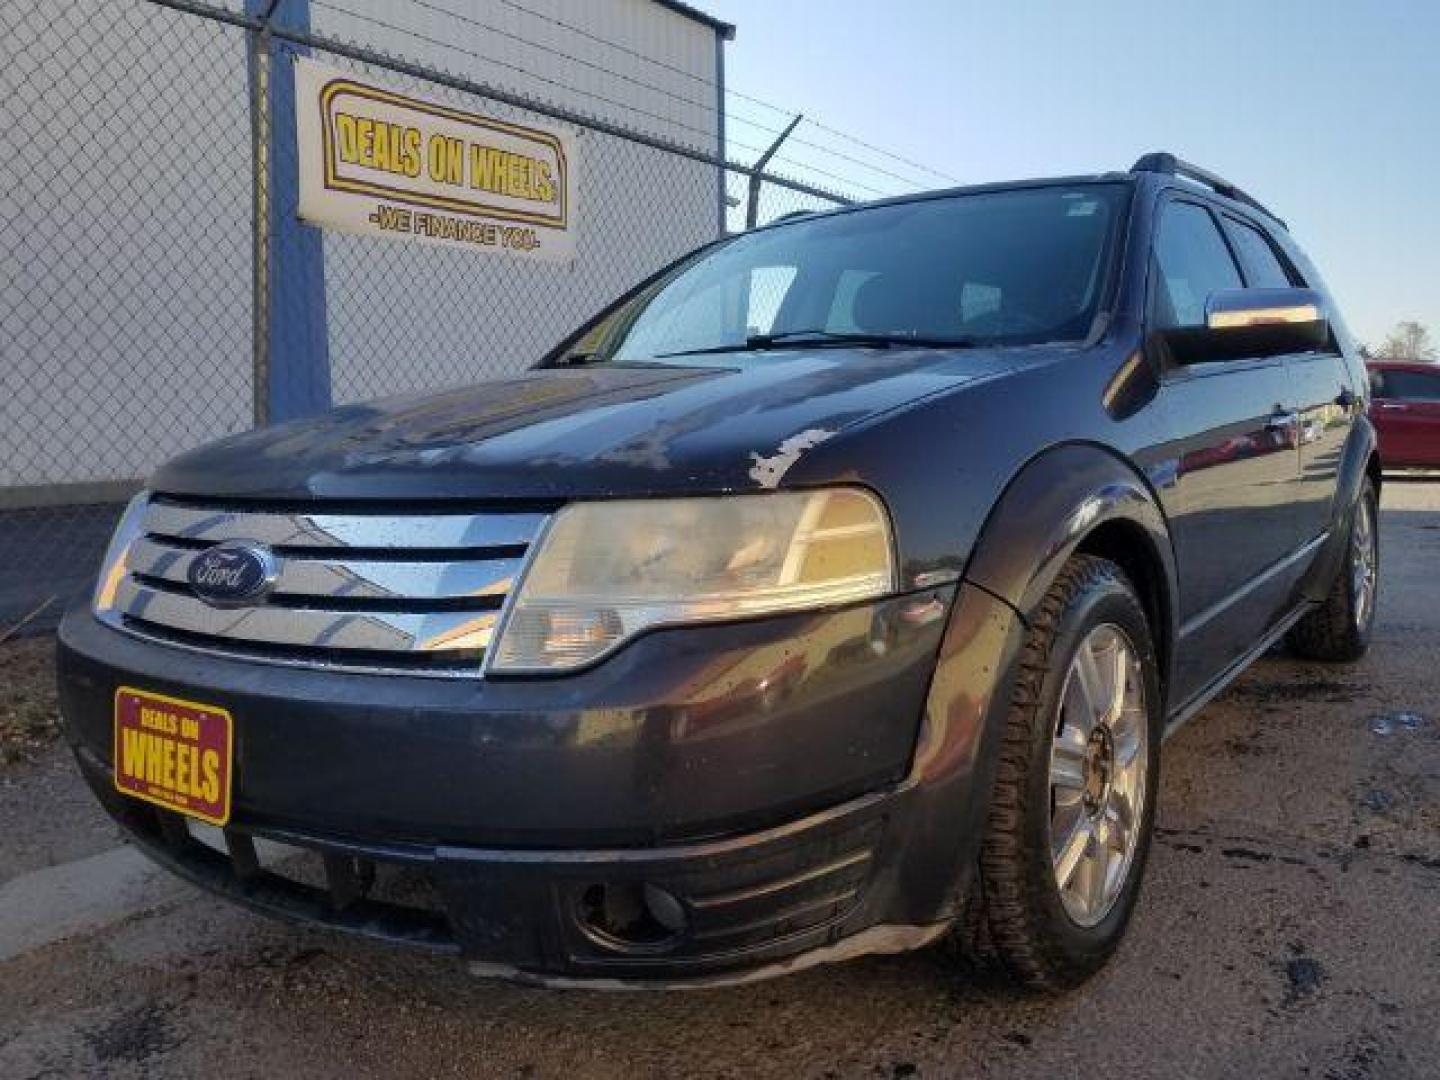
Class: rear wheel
955,555,1162,989
1287,478,1378,662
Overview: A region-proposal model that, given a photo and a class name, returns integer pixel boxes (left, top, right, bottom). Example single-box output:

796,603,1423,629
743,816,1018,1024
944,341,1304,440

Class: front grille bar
128,537,520,602
116,579,501,654
100,496,546,675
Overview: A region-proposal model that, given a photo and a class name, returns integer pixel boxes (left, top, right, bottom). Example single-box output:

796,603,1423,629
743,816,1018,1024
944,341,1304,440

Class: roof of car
756,161,1287,237
749,171,1135,233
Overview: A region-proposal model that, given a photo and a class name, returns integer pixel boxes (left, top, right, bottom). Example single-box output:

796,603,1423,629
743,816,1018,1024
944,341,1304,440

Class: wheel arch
1070,517,1174,703
962,442,1179,698
901,442,1178,928
1300,414,1380,603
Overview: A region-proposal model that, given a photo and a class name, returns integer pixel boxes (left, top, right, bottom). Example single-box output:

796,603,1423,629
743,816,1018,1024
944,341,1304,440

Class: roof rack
1130,152,1286,229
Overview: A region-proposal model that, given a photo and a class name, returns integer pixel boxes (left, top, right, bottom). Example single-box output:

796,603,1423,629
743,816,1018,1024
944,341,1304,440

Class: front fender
962,443,1178,626
896,444,1177,919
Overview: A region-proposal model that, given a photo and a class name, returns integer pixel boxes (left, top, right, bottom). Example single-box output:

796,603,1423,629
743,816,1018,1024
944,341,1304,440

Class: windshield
558,183,1127,364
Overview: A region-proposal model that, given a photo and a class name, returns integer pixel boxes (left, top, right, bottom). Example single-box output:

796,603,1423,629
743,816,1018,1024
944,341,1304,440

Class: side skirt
1162,601,1315,740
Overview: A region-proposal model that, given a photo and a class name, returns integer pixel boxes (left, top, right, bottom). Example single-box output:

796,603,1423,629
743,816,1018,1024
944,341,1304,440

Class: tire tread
1287,480,1376,663
964,555,1148,990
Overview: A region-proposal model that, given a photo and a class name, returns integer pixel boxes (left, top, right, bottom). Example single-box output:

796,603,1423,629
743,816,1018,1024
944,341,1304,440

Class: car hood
152,348,1019,501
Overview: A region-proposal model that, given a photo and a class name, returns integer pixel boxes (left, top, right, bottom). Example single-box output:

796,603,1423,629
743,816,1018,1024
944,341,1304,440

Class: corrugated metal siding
310,0,719,152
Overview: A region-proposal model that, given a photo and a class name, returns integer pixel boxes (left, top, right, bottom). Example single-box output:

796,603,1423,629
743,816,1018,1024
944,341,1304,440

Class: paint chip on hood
748,428,835,489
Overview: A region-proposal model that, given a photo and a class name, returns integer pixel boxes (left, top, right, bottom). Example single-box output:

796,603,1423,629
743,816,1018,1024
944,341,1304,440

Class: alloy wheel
1351,496,1378,632
1048,623,1149,927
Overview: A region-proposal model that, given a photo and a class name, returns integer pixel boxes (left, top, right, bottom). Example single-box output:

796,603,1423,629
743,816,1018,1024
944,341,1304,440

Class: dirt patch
1279,951,1328,1009
85,998,188,1065
0,636,60,766
1225,674,1359,706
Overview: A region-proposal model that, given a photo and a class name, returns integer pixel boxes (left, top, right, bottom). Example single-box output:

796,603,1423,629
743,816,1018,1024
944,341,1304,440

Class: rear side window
1152,202,1243,328
1378,369,1440,401
1224,218,1294,289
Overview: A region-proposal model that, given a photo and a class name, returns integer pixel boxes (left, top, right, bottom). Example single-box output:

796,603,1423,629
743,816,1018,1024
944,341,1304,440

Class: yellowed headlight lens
490,489,895,672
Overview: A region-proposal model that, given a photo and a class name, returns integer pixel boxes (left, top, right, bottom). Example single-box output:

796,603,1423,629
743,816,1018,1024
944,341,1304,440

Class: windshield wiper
656,328,976,358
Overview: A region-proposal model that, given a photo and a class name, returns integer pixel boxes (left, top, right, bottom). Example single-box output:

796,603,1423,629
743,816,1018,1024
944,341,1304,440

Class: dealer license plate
113,686,233,826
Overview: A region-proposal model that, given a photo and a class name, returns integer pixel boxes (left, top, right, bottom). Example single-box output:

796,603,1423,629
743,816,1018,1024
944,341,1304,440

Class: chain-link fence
1,0,870,635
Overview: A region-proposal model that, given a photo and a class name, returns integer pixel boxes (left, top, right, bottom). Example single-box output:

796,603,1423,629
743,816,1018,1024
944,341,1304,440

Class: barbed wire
489,0,962,185
309,0,758,152
740,123,937,192
306,0,895,199
391,0,958,190
735,100,962,187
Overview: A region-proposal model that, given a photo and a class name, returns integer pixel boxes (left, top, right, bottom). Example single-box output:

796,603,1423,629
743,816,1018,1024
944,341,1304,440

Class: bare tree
1376,320,1437,362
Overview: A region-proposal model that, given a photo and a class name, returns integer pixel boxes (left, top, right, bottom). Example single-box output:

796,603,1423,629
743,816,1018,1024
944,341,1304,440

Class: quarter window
1152,202,1243,329
1224,218,1294,289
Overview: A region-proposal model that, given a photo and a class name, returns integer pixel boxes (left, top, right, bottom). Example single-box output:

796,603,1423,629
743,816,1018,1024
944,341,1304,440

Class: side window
1223,218,1294,289
1151,202,1243,328
1369,370,1390,399
1384,370,1440,401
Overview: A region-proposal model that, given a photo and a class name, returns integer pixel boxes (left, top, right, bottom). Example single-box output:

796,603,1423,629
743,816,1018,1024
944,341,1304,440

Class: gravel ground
0,636,64,765
1,481,1437,1079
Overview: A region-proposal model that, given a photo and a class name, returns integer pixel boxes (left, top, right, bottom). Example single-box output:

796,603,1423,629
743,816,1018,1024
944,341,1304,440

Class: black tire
1286,478,1378,662
954,555,1163,990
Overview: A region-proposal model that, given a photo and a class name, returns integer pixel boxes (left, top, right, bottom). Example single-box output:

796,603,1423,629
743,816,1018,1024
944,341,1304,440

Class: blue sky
708,0,1438,347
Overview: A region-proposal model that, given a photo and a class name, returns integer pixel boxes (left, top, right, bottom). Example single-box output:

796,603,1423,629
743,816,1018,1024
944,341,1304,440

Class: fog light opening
577,882,688,951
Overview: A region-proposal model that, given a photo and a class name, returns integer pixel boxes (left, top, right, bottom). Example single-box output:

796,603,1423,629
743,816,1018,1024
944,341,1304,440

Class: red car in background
1368,361,1440,469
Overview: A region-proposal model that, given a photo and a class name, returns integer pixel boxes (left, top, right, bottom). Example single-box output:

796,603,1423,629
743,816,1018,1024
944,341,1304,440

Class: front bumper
59,582,1024,983
72,743,943,985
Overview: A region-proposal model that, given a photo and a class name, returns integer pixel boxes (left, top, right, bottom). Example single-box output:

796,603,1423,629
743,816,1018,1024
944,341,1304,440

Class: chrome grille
100,497,548,675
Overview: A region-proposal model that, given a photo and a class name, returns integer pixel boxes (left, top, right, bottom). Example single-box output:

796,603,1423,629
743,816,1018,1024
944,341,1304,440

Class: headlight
93,492,150,616
489,488,895,672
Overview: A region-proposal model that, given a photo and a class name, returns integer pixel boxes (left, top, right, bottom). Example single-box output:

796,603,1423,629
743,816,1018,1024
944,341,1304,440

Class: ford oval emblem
187,541,279,608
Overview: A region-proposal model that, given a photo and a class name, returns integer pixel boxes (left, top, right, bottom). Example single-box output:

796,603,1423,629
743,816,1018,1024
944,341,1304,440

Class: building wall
1,0,724,493
1,0,254,493
313,0,723,406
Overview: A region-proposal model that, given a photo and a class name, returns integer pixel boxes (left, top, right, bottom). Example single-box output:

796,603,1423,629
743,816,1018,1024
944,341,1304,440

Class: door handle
1377,402,1409,411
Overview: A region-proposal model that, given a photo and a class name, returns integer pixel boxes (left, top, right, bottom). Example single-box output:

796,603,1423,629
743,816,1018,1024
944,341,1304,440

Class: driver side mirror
1160,287,1329,364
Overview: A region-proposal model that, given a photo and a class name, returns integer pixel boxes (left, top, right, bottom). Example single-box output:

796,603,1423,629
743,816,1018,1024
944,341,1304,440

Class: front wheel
954,555,1162,990
1287,478,1379,662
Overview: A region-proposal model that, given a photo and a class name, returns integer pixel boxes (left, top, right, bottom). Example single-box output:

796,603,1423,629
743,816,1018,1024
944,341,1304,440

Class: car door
1221,214,1355,544
1368,368,1404,463
1373,367,1440,467
1148,198,1302,702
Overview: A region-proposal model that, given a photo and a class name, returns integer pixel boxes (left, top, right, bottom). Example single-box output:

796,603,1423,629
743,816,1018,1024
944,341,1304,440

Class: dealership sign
294,58,577,261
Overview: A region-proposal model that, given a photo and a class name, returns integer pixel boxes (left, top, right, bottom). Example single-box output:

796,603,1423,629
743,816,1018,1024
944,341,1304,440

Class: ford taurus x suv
60,153,1380,989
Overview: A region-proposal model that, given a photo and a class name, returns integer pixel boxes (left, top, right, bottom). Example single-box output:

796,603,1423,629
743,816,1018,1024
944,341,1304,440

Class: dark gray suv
59,153,1379,989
